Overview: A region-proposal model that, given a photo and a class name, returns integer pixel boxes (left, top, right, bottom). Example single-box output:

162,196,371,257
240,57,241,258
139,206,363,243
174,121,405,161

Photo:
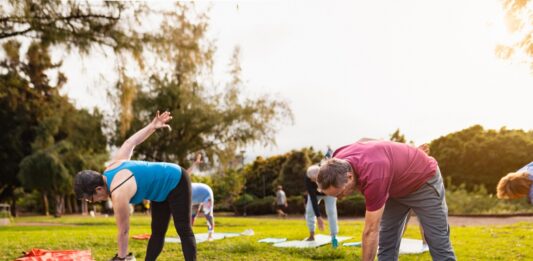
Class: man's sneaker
331,236,339,248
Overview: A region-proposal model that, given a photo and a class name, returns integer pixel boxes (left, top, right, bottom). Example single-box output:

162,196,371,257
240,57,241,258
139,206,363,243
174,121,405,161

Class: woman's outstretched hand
151,111,173,131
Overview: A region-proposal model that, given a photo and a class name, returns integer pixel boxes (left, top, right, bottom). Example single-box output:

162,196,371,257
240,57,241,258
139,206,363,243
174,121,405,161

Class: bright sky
61,0,533,159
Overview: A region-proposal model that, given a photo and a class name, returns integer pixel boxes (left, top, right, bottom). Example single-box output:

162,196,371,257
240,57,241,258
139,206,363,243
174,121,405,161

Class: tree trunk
81,200,88,215
10,197,17,217
54,194,64,217
42,193,49,216
73,195,79,213
65,195,72,214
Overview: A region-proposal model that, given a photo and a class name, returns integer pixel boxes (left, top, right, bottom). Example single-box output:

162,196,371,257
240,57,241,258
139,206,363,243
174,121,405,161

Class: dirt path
357,215,533,226
13,222,76,227
434,215,533,226
248,214,533,226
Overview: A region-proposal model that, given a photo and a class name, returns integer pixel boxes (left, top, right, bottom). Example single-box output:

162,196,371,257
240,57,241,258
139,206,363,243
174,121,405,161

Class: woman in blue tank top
74,111,196,261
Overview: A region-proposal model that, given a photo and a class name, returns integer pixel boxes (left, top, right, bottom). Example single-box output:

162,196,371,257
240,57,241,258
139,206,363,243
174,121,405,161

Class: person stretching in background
305,165,339,248
497,161,533,204
191,183,215,241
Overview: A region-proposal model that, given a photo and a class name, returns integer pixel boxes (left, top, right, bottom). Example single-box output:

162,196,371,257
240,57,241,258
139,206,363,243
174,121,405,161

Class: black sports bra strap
110,174,134,195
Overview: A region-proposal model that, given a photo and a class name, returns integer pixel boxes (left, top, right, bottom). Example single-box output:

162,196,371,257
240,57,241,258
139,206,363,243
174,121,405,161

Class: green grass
0,215,532,260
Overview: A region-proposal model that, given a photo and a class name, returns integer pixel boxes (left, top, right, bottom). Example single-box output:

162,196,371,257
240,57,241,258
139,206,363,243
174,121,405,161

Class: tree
117,16,293,166
18,150,70,216
0,41,40,212
241,147,323,198
276,148,316,197
430,125,533,193
0,0,145,208
0,1,146,57
389,128,407,143
495,1,533,70
1,2,292,214
0,40,69,211
0,40,108,215
211,169,245,209
243,155,288,198
0,1,174,142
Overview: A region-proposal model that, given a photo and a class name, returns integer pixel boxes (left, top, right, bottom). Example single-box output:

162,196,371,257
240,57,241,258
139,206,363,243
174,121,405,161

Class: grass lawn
1,215,532,260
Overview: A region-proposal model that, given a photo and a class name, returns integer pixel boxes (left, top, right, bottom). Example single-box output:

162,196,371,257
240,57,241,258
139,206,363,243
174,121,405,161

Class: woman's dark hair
74,170,104,199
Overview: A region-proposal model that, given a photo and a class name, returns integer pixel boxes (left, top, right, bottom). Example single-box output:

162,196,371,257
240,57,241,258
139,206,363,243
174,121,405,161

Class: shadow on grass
227,241,259,254
282,246,349,260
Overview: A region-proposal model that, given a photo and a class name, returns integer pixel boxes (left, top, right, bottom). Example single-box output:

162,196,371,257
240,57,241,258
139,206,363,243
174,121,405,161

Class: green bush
0,210,11,219
233,193,256,215
286,196,306,214
232,195,317,216
191,169,246,212
233,195,305,215
337,194,366,216
245,196,276,215
231,194,368,216
190,175,212,185
16,190,43,213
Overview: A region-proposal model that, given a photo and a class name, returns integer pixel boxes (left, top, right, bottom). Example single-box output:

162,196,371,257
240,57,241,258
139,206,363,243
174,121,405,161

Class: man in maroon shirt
317,140,455,261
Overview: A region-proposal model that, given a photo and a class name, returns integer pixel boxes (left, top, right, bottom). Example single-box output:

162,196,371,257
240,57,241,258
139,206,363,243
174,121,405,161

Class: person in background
275,185,288,218
305,165,339,248
324,145,333,159
496,161,533,204
191,183,215,241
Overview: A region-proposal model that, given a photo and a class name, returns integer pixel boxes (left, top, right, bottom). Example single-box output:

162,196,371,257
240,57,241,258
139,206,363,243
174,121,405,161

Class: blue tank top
103,160,182,204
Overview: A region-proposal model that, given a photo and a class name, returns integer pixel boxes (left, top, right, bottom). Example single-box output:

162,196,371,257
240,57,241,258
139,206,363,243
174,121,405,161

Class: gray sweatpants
378,168,456,261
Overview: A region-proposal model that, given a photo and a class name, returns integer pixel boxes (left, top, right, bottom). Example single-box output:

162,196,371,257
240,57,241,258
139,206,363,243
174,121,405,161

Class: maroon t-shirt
333,140,437,211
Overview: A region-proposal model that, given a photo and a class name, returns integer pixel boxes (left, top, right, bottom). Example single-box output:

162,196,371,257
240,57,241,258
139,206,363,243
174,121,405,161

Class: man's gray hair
306,165,320,180
317,158,352,190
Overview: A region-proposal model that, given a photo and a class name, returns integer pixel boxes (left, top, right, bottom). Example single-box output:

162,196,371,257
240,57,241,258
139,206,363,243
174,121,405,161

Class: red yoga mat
16,248,94,261
132,233,151,240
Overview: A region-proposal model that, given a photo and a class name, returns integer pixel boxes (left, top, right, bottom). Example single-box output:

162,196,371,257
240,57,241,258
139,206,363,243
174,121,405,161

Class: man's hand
151,111,172,130
317,216,325,231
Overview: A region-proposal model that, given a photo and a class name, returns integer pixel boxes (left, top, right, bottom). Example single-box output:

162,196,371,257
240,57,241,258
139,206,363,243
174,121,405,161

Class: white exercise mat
165,232,240,244
398,238,429,254
343,238,429,254
273,234,351,248
343,242,361,247
258,238,287,244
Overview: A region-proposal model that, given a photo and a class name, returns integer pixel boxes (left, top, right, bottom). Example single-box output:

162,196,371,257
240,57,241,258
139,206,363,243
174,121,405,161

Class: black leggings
146,168,196,261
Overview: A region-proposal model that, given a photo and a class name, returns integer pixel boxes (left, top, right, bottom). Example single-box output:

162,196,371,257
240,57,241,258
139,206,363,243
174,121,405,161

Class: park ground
1,215,533,260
